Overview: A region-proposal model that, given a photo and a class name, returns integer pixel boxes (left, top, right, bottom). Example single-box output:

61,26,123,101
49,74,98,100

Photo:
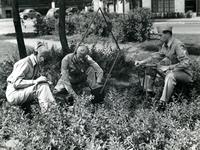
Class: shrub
34,10,152,42
185,43,200,56
90,42,134,80
74,12,112,37
34,17,55,35
122,8,152,42
140,40,163,52
1,46,200,149
191,60,200,94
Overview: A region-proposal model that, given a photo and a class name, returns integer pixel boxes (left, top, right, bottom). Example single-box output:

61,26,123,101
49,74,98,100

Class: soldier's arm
86,55,103,83
60,56,77,96
170,43,191,70
11,61,35,89
140,50,165,65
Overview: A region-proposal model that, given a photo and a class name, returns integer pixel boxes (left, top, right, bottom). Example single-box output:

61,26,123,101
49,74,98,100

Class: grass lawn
0,41,34,62
0,41,19,62
174,34,200,45
0,33,200,43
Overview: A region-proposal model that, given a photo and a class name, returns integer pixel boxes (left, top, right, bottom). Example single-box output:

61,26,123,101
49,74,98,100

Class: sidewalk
153,17,200,24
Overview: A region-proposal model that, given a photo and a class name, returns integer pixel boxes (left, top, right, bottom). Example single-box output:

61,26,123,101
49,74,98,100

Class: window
152,0,175,13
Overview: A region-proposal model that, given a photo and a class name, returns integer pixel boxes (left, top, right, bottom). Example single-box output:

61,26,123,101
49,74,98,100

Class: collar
73,54,86,63
166,37,174,48
29,54,38,66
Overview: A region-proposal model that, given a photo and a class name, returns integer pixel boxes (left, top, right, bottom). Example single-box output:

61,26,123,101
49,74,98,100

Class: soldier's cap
76,44,89,55
34,41,51,59
157,25,173,34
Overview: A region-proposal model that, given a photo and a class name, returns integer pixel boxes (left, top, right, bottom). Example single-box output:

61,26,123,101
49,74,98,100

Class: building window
6,10,12,18
152,0,175,13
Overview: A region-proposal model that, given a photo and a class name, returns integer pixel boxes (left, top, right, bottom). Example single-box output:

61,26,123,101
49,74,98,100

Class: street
0,18,200,35
153,22,200,34
0,18,35,35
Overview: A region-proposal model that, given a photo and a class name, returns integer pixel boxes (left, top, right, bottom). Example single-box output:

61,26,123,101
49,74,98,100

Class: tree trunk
12,0,27,59
113,0,116,12
58,0,71,56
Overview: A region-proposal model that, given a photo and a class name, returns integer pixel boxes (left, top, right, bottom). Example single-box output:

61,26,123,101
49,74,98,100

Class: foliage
90,42,134,80
34,17,56,35
185,43,200,56
141,40,200,56
1,45,200,149
122,8,152,42
34,8,152,42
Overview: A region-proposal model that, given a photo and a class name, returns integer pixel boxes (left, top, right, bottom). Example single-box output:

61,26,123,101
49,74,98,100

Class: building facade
93,0,200,16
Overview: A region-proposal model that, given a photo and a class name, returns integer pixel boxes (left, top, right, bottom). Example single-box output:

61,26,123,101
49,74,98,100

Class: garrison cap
157,25,173,34
34,41,50,59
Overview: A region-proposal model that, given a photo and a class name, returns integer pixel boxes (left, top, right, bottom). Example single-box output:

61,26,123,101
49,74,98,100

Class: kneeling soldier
54,45,104,100
6,42,56,113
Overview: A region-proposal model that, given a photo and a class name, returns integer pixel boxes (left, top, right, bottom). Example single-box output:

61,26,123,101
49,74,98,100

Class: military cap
157,25,173,34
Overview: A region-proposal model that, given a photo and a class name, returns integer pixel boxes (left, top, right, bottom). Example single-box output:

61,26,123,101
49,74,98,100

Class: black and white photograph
0,0,200,149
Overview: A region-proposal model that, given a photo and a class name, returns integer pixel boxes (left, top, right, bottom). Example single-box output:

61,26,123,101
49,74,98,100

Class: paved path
0,18,35,35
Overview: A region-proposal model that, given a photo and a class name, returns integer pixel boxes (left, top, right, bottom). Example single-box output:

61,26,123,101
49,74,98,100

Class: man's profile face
36,47,48,65
160,32,171,43
76,46,89,60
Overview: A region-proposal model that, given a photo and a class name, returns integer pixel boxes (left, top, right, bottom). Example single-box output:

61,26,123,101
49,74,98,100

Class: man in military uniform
135,26,193,110
54,45,103,100
6,42,56,113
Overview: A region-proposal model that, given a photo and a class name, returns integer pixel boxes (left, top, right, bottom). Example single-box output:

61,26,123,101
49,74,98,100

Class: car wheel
36,14,41,18
23,15,28,20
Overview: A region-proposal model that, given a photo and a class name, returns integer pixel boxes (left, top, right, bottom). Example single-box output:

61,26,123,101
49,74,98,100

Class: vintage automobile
45,7,79,19
20,9,41,20
45,8,60,19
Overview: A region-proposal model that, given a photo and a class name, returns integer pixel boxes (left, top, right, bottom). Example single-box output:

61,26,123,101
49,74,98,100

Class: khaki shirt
150,37,192,77
57,53,103,94
6,54,39,94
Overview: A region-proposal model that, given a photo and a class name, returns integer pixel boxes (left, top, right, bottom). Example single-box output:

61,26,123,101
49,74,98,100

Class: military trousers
144,68,193,102
6,82,56,113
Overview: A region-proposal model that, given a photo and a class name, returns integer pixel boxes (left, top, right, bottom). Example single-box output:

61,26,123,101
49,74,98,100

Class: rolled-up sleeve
10,62,33,89
60,56,76,95
86,55,103,83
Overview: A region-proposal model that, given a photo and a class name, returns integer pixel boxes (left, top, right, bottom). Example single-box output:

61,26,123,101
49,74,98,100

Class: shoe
157,101,166,112
146,91,155,98
65,95,74,106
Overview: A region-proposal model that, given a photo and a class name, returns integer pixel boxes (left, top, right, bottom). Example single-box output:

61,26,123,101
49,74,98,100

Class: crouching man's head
75,45,89,60
34,41,50,65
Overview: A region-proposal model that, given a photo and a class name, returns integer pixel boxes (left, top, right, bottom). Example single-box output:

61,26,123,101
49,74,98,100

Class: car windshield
24,9,35,13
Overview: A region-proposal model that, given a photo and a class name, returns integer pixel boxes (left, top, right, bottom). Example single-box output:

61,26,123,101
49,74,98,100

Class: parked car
66,7,79,15
45,8,60,20
20,9,41,20
45,7,79,20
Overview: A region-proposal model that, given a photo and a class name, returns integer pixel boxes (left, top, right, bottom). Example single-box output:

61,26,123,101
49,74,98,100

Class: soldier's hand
157,65,170,72
35,76,48,84
72,93,79,100
135,60,143,67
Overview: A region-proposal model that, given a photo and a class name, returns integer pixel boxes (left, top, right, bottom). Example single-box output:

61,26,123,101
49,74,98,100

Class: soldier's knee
37,83,50,90
165,72,176,83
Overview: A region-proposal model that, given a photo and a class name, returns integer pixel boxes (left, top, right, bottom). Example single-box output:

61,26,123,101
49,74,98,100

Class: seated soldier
6,42,56,113
54,45,103,100
135,26,193,110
